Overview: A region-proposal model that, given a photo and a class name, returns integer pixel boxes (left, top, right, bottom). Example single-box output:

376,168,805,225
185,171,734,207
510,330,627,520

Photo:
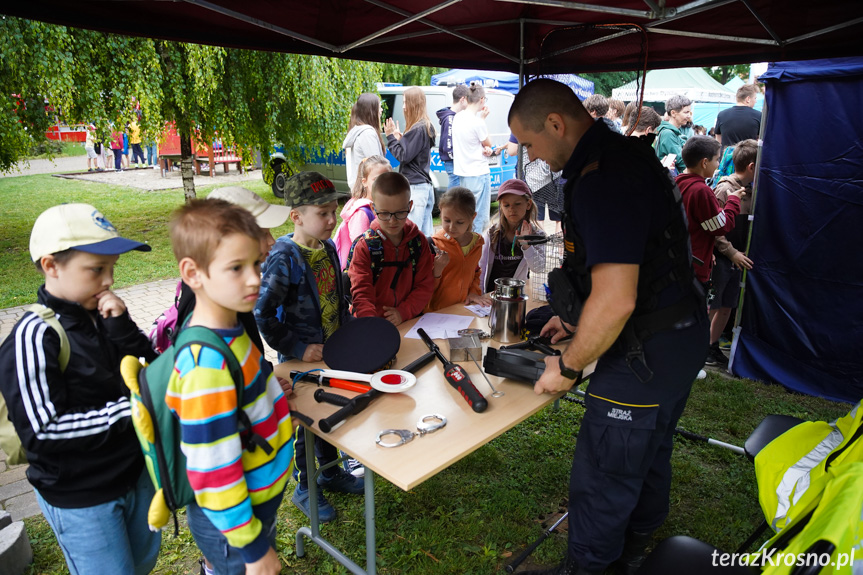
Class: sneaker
87,168,94,172
696,369,707,380
317,467,365,494
291,484,336,522
718,337,732,350
705,343,729,367
340,450,365,477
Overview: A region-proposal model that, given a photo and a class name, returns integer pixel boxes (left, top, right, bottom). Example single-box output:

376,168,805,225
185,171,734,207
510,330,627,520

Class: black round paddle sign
323,317,401,373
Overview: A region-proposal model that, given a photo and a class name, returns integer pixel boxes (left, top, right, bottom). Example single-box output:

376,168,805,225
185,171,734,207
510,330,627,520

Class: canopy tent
731,57,863,404
430,69,594,100
725,76,746,91
612,67,736,104
3,1,862,75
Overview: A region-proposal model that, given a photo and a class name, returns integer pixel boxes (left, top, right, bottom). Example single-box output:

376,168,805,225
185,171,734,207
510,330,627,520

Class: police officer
508,79,708,575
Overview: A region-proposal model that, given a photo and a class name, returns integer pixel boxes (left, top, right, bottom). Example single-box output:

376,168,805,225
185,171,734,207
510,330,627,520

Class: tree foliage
380,64,446,87
580,71,638,97
0,17,383,199
703,64,751,85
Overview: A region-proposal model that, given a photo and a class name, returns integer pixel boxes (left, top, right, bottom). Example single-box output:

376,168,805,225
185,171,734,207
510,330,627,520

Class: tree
380,64,446,87
580,71,638,97
703,64,751,85
0,17,383,200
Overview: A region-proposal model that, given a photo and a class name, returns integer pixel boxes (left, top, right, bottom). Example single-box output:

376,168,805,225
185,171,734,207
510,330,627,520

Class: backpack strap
27,305,70,372
359,204,376,223
174,327,273,455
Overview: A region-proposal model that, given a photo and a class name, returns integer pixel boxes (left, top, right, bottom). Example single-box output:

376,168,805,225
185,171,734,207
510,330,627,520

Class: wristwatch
558,356,581,381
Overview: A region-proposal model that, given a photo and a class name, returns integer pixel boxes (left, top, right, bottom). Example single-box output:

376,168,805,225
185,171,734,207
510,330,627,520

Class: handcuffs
375,414,447,448
457,328,490,340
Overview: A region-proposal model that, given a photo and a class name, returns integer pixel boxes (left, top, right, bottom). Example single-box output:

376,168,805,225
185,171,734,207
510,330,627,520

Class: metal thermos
488,278,528,343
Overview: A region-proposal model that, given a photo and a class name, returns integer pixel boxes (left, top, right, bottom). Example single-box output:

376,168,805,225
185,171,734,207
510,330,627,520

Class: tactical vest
547,133,703,382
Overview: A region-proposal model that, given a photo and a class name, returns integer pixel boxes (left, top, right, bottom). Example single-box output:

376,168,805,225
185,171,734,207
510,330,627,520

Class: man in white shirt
452,83,494,233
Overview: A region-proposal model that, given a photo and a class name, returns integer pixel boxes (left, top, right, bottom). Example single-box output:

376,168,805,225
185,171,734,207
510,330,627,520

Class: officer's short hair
681,136,721,168
665,95,692,114
508,79,585,132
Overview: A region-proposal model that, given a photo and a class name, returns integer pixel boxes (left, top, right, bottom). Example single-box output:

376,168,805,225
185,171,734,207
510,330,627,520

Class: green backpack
121,325,273,534
0,305,70,466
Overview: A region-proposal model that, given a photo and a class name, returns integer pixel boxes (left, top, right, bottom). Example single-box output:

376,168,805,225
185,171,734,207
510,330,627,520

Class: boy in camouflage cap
255,171,363,523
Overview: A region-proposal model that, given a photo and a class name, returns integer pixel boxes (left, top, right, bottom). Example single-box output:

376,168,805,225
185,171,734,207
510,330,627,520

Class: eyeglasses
374,209,410,221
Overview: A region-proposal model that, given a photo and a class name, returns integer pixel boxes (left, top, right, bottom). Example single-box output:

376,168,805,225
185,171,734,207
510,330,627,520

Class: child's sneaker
718,337,732,351
292,483,336,523
340,450,365,477
317,468,365,494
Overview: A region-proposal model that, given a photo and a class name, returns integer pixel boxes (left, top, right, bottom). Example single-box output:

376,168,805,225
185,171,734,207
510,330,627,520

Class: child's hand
246,547,281,575
95,290,126,318
482,146,494,157
382,306,403,326
433,251,450,278
729,186,747,199
302,344,323,363
385,118,402,139
731,251,754,270
466,292,492,307
275,376,294,397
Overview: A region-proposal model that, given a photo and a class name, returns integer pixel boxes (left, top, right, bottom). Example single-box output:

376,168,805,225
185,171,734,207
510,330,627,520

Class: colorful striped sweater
166,325,294,563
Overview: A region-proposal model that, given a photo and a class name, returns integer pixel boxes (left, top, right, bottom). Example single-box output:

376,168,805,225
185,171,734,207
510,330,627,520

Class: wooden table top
273,302,568,491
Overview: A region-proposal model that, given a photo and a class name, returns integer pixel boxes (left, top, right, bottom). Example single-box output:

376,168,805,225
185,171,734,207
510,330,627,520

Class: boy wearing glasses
256,171,363,523
347,171,435,326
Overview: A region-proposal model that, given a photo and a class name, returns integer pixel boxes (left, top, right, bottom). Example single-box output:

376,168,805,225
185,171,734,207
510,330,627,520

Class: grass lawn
24,141,88,160
0,174,292,308
3,173,850,573
21,371,848,574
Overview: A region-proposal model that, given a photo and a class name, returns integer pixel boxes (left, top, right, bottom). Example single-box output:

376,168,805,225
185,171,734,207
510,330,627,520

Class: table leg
295,426,377,575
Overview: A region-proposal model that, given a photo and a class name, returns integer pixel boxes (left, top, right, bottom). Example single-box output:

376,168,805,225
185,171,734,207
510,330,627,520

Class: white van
267,85,517,204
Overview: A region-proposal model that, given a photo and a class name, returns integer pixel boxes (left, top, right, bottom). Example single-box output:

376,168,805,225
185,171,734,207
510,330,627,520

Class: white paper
405,313,476,340
465,304,491,317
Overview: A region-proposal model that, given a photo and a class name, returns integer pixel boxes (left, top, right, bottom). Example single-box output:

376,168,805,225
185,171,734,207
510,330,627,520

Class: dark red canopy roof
3,1,862,72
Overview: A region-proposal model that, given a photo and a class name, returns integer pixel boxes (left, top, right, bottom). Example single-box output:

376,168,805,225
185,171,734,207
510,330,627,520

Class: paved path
0,156,86,177
0,278,179,520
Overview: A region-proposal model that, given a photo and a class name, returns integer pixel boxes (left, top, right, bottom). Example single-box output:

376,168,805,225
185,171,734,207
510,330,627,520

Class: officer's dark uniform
551,121,709,571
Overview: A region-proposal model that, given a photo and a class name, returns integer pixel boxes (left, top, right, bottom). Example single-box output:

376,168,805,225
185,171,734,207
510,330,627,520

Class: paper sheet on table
404,313,476,340
465,304,491,317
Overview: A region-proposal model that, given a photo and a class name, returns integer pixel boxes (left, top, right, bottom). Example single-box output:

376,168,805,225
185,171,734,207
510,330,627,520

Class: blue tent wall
731,58,863,404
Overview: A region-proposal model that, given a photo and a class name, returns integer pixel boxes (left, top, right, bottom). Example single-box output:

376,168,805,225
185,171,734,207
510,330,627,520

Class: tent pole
732,92,768,339
517,18,525,180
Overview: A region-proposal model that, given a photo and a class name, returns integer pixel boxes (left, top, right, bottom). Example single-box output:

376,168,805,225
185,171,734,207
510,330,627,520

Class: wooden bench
194,143,243,177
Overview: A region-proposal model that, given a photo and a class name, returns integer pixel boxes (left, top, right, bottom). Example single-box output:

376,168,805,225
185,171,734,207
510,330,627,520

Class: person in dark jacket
0,203,160,575
436,84,469,188
385,86,436,236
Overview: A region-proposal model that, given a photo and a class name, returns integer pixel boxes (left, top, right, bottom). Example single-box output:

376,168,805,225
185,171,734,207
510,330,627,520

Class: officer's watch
558,356,582,381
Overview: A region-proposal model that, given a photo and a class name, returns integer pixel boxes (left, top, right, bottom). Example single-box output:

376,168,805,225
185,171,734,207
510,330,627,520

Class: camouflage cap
284,171,340,208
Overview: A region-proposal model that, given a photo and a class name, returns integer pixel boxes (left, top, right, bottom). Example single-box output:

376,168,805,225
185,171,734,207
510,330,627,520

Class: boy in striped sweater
167,200,294,575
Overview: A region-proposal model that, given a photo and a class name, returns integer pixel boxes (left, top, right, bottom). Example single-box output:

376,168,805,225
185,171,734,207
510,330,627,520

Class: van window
485,93,513,144
381,92,448,148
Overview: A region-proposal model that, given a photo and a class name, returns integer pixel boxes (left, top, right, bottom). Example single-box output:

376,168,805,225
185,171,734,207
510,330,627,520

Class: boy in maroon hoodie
347,171,435,325
676,135,745,366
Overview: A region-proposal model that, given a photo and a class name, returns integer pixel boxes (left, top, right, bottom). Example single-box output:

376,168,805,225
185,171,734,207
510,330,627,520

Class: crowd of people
83,114,159,172
0,77,763,575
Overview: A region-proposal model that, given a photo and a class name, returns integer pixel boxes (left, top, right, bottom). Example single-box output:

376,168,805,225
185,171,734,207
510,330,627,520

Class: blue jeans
187,501,279,575
146,144,158,165
443,160,459,188
461,174,491,233
408,182,435,237
34,471,161,575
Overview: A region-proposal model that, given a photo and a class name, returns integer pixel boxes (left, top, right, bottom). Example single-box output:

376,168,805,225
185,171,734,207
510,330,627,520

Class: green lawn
0,174,292,308
21,371,848,574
